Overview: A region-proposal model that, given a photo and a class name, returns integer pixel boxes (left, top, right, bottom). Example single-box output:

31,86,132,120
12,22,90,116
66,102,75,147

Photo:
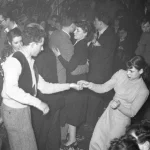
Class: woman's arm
88,78,116,93
58,54,80,72
78,70,120,93
52,41,87,72
117,88,149,118
78,75,116,94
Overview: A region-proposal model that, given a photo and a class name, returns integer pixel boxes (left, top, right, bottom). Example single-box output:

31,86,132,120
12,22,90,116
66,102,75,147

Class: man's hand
37,102,50,115
70,83,83,90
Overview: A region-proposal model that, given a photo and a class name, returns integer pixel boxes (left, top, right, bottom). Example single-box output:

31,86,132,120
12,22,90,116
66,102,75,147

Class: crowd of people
0,0,150,150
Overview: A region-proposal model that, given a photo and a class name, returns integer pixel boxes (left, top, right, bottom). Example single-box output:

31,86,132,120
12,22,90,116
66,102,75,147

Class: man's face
48,17,56,27
0,15,7,28
93,17,102,30
119,29,127,39
31,38,44,57
70,23,76,33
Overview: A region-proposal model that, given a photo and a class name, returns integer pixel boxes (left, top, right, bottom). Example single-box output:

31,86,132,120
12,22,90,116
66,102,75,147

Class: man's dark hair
7,27,22,43
51,15,61,21
95,11,111,25
62,15,75,27
22,24,46,46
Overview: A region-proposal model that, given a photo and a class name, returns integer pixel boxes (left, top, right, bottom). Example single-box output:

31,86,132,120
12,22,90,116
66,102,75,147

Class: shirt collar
62,29,70,38
99,26,108,35
74,38,84,46
19,48,34,65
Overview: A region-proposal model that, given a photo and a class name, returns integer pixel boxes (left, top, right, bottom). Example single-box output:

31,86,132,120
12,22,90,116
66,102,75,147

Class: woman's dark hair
75,20,91,34
126,55,150,80
7,27,22,43
109,135,140,150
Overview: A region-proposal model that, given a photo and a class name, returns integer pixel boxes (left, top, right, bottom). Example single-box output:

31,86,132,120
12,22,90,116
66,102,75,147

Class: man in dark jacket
86,11,117,129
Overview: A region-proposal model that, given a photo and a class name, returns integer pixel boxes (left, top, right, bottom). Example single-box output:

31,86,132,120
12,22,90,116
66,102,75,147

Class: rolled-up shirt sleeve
37,75,70,94
3,57,41,108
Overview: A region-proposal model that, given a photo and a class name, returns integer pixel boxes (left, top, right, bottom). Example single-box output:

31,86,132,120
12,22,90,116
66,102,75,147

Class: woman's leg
65,124,76,146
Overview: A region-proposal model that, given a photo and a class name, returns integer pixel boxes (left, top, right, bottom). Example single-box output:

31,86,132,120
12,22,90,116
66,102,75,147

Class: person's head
109,135,140,150
119,28,127,40
40,21,46,29
55,20,62,30
94,12,111,31
48,15,61,28
141,18,150,32
62,16,76,33
126,55,149,80
7,28,22,51
126,121,150,150
74,20,91,40
0,10,16,29
22,24,45,57
118,26,128,40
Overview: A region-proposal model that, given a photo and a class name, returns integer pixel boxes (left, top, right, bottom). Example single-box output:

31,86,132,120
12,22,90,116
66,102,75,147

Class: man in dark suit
86,12,117,129
49,16,76,83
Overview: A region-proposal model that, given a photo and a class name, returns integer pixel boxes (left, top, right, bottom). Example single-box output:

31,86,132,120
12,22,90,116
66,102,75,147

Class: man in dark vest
1,24,81,150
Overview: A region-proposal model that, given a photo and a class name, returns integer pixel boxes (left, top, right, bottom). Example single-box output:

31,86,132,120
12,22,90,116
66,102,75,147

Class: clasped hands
70,80,92,91
39,81,92,116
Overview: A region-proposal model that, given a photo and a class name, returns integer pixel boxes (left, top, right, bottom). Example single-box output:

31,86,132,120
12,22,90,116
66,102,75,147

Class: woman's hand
51,47,61,57
110,100,121,109
77,80,93,89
